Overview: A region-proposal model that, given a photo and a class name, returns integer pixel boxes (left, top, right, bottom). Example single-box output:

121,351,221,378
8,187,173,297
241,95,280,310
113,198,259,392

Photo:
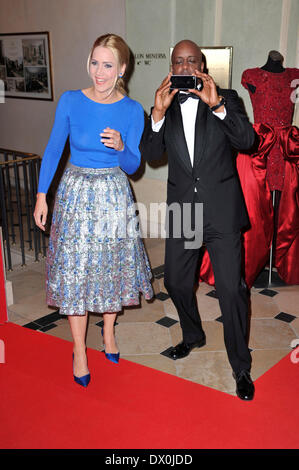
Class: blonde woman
34,34,153,387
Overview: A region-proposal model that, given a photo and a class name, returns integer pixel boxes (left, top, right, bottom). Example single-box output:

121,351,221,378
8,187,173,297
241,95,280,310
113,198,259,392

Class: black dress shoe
233,370,255,401
169,336,206,360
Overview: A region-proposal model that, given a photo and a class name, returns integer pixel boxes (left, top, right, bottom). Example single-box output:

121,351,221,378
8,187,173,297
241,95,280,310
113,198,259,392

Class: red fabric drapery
199,124,299,288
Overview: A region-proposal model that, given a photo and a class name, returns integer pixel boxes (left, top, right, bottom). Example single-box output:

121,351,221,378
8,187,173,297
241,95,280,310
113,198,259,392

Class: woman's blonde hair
87,34,130,95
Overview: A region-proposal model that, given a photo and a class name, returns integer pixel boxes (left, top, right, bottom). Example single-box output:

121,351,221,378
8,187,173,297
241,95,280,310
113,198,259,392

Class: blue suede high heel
101,327,120,364
72,352,90,387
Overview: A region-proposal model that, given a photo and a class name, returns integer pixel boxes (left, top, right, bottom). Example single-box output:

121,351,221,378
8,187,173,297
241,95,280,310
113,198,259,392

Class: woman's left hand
100,127,124,151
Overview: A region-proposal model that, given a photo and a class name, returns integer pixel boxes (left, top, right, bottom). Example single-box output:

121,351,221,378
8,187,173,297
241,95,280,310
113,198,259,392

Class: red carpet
0,322,298,449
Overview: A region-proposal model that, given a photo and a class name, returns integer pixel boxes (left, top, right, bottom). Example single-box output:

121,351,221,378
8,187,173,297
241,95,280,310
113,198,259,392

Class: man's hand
152,73,178,123
189,70,224,112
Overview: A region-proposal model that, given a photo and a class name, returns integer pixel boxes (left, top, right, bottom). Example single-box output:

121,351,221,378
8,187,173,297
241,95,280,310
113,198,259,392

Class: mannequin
246,51,286,273
261,50,285,72
245,51,285,95
199,51,299,288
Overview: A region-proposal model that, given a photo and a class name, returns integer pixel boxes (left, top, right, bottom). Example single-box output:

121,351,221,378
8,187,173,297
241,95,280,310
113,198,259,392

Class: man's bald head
172,40,202,62
171,40,203,75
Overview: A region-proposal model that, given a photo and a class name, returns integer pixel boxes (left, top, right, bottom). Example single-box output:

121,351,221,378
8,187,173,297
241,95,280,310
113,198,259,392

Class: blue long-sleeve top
37,90,145,194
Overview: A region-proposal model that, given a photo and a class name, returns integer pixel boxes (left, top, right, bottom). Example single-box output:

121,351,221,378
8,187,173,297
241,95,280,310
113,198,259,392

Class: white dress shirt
151,96,226,168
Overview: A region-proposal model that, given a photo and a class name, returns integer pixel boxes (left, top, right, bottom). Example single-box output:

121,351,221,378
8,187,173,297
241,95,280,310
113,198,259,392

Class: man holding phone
140,40,255,400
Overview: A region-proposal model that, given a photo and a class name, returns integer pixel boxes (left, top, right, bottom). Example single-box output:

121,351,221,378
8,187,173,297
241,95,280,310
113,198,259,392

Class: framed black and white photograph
0,32,53,100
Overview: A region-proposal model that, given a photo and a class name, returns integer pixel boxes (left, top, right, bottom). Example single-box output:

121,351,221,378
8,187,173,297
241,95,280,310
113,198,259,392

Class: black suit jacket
139,89,255,233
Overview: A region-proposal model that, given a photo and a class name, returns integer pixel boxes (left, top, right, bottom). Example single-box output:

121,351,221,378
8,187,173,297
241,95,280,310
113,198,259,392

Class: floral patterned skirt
46,163,153,315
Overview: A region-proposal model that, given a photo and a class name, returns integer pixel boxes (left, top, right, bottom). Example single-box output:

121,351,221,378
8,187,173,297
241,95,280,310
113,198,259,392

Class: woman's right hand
34,193,48,231
152,73,178,123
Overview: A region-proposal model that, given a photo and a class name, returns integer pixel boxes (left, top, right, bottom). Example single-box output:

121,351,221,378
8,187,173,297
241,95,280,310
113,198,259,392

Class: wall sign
135,52,167,66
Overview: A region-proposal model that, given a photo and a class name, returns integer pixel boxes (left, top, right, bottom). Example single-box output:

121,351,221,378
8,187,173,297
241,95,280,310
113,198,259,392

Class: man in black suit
140,40,255,400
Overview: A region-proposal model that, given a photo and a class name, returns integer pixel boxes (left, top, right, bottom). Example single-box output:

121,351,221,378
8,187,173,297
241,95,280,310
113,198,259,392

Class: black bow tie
178,92,200,104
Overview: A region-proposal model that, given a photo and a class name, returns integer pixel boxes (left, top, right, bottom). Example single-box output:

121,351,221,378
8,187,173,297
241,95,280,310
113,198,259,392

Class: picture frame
170,46,233,89
0,31,53,101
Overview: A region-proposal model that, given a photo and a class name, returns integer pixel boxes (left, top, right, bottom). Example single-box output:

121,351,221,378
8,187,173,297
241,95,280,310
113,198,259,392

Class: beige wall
126,0,299,226
1,0,298,160
0,0,126,156
0,1,298,235
126,0,299,178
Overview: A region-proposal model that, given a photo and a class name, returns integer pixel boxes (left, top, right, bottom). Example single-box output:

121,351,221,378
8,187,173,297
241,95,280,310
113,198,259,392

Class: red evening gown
199,68,299,288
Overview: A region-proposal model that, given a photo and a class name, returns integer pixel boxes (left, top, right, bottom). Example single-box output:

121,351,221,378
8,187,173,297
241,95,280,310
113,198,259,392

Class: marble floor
6,237,299,397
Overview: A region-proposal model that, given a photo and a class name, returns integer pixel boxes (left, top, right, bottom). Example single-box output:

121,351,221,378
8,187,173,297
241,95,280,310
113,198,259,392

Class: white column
170,0,176,47
214,0,223,46
279,0,291,60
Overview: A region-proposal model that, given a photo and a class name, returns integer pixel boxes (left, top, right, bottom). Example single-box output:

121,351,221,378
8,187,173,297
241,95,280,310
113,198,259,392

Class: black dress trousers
164,193,252,374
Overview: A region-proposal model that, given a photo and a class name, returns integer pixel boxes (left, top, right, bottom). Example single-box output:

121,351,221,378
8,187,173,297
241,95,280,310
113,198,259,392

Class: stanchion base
253,268,286,288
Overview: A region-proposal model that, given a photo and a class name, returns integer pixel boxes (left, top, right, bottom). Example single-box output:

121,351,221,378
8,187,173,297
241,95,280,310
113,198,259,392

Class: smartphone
170,75,203,91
